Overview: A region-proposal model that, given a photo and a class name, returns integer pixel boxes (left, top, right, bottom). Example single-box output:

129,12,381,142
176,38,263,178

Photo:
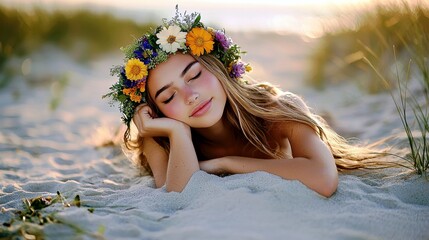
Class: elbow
165,179,188,193
153,177,182,192
317,173,338,198
165,183,184,193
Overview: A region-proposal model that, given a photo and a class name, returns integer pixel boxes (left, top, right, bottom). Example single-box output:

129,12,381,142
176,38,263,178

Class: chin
189,115,222,129
189,107,224,129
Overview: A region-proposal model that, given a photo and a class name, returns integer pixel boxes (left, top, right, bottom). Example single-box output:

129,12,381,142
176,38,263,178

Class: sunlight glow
2,0,427,35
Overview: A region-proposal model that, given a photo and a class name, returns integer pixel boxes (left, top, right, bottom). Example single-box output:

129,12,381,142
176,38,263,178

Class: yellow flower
125,58,147,81
227,62,234,73
206,27,215,36
245,64,252,72
186,27,214,56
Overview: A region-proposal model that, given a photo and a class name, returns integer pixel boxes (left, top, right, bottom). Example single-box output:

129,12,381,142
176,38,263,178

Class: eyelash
162,92,175,104
189,71,201,81
162,71,201,104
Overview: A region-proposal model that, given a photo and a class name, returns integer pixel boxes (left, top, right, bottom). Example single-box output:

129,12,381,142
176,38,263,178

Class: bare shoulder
273,120,315,139
275,120,331,162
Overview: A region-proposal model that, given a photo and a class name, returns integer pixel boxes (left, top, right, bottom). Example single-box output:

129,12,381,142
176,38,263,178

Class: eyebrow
154,60,198,99
154,82,173,99
181,60,198,77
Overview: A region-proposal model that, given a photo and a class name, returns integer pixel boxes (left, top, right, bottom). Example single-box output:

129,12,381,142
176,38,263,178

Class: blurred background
1,0,428,93
0,0,428,153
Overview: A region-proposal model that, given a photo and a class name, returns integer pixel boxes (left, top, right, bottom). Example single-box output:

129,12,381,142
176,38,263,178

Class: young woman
105,9,382,197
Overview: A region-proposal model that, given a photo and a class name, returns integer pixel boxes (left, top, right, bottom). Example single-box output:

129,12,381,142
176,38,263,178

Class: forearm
165,126,200,192
222,156,338,197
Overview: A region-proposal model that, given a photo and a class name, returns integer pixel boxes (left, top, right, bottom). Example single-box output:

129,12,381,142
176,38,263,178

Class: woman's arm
200,122,338,197
142,137,168,188
165,124,200,192
135,105,199,192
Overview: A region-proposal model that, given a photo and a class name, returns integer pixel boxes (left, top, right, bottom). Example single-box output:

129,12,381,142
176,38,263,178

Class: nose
186,92,199,105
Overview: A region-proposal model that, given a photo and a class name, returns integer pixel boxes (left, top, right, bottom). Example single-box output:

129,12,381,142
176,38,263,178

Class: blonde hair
125,54,386,174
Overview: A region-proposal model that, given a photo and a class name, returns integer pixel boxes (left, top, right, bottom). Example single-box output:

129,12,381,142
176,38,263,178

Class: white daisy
156,25,187,53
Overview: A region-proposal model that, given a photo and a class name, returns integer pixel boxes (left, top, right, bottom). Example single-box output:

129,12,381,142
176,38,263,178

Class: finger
133,105,148,126
139,105,158,119
135,104,147,115
139,106,154,120
144,106,153,117
134,106,150,120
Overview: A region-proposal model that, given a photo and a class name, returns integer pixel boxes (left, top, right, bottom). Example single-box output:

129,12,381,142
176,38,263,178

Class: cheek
160,102,182,119
201,73,223,91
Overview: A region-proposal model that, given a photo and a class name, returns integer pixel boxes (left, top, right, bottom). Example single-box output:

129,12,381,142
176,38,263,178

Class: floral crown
104,7,251,127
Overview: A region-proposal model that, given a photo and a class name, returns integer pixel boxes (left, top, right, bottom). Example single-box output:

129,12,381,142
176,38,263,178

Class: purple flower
123,77,137,88
215,31,232,50
141,38,152,50
230,62,246,78
134,48,157,65
133,37,157,64
134,48,144,59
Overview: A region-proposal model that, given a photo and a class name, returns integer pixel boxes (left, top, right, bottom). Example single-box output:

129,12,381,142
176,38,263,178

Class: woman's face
147,54,227,128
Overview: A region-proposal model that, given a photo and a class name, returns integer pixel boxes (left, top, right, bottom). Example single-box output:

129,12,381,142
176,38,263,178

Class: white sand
1,36,429,239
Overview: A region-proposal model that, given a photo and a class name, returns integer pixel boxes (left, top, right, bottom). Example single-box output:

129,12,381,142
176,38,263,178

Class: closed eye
162,92,176,104
189,71,201,81
162,71,201,104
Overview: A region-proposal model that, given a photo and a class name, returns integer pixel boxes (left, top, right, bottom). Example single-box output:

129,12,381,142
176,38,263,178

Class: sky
1,0,426,36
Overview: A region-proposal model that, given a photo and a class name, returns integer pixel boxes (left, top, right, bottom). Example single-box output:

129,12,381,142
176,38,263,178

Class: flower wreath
104,6,252,127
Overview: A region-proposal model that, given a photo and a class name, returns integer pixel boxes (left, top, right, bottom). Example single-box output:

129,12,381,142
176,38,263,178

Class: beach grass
307,2,429,94
308,2,429,175
364,50,429,176
0,4,155,89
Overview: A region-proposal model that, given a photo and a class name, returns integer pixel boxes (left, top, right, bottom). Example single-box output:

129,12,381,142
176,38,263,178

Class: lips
190,98,213,117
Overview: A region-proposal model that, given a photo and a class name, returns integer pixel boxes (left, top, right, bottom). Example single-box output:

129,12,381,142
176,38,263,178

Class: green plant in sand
49,73,69,111
364,49,429,176
0,191,104,240
363,3,428,175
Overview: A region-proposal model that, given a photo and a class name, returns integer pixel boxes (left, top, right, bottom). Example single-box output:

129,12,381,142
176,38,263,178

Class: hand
133,104,190,138
199,158,225,175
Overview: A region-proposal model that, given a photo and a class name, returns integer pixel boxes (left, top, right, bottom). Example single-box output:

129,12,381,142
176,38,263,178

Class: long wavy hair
124,54,387,175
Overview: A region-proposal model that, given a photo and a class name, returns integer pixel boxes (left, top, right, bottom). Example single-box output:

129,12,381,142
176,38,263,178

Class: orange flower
122,88,134,96
130,91,142,102
137,81,146,93
186,27,214,56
